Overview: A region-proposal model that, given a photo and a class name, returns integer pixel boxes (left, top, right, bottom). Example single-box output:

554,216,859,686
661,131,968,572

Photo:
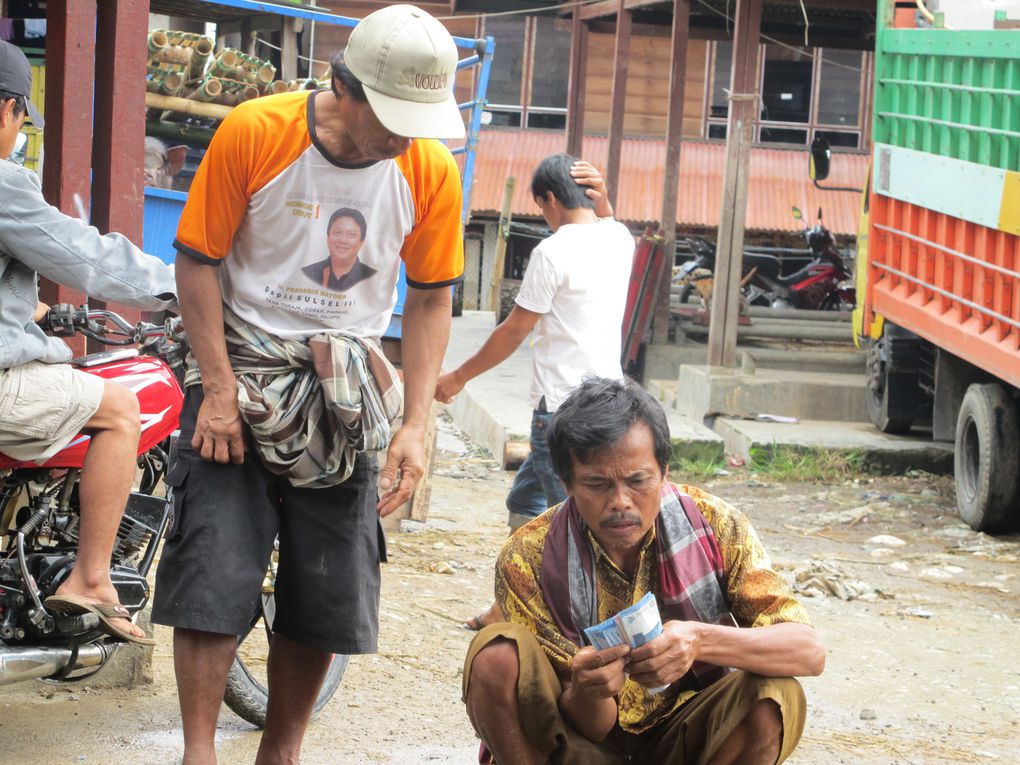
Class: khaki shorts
463,622,807,765
0,361,104,462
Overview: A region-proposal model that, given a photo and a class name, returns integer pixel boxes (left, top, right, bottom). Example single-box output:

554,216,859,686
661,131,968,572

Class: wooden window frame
705,41,872,151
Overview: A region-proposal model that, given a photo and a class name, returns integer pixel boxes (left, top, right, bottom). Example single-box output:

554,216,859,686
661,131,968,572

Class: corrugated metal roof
461,129,869,235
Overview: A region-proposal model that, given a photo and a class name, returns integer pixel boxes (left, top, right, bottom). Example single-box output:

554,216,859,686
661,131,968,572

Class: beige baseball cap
344,4,465,140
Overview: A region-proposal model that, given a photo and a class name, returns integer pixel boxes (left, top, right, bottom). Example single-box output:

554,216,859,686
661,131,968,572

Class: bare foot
464,601,505,631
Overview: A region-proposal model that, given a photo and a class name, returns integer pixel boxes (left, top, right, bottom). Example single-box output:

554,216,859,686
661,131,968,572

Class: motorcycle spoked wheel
223,593,349,728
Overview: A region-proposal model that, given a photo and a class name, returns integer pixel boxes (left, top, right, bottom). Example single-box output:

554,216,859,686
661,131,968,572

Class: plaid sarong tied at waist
184,308,402,488
539,482,736,691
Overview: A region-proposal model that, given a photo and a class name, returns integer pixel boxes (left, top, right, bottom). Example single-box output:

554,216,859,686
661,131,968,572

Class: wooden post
42,0,95,220
651,0,692,344
41,0,96,355
280,17,301,82
91,1,148,336
565,3,589,158
488,177,516,317
707,0,762,368
92,0,147,245
606,0,631,210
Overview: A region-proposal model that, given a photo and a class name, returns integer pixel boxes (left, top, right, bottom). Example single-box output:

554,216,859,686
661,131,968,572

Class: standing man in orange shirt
151,6,466,763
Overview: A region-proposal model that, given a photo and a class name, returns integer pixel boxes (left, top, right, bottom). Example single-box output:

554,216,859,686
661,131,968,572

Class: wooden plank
488,177,515,312
606,1,631,210
409,403,441,522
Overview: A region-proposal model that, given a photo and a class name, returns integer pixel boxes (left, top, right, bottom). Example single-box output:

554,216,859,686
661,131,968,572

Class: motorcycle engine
770,297,793,310
0,554,150,641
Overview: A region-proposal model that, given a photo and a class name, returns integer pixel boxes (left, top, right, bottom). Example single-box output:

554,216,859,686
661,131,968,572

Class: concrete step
670,346,865,374
713,418,954,475
647,380,725,464
645,344,865,382
675,318,853,343
675,365,869,423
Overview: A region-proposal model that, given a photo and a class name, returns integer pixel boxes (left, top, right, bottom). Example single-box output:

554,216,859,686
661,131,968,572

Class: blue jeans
505,407,567,522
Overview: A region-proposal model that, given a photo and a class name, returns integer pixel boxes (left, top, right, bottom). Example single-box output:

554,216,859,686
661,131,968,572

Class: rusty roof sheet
461,129,869,235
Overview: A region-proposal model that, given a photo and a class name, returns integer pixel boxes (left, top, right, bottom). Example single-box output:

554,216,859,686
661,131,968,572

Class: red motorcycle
743,208,856,311
0,306,344,727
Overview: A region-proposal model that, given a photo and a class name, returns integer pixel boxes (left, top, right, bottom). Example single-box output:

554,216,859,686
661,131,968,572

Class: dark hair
0,91,26,119
547,377,672,486
327,207,368,240
329,54,368,102
530,153,595,211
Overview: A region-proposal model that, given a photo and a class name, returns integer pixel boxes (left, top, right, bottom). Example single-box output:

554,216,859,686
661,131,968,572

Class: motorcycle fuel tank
0,351,183,470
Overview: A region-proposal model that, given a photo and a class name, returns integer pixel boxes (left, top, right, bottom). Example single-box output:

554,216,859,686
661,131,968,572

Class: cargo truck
813,0,1020,532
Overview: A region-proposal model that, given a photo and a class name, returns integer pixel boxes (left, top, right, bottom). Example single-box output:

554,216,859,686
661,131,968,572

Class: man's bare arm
627,622,825,690
377,284,452,515
434,305,540,403
175,255,244,464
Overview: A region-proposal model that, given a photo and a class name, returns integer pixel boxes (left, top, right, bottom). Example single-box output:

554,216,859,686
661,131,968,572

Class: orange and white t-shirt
173,90,464,339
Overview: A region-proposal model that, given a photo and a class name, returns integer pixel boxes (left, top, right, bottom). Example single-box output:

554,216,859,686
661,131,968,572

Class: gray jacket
0,159,177,369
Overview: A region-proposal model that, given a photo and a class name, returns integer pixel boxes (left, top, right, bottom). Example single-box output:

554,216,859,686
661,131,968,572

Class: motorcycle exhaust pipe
0,643,111,687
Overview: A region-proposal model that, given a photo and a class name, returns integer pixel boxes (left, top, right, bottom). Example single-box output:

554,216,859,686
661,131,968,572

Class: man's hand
377,423,425,516
625,620,701,689
33,302,50,323
558,643,630,742
570,161,613,219
192,390,245,464
434,369,466,404
569,643,631,700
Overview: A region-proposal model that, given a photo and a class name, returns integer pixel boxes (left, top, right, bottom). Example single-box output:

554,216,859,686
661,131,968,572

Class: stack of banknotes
582,591,668,693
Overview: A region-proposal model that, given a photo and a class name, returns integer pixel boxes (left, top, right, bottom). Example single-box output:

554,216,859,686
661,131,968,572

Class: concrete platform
441,311,954,476
441,311,533,466
645,379,725,462
714,418,954,475
675,364,868,423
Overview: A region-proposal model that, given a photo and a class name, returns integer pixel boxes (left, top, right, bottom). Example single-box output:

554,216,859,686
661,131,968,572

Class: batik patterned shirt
494,483,811,733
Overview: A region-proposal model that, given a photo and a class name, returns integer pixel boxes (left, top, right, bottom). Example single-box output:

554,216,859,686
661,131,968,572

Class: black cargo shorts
152,386,386,654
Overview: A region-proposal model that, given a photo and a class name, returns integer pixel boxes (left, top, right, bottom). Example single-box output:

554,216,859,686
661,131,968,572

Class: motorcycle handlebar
40,304,182,347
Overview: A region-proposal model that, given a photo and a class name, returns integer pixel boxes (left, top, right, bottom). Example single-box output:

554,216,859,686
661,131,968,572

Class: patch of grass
748,445,867,483
671,454,729,482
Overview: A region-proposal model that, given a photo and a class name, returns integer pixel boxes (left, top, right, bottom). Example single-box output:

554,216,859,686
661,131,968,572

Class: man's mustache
600,512,642,529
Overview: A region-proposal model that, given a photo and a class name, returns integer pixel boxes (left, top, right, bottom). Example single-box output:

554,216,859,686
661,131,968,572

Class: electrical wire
694,0,864,73
433,0,606,22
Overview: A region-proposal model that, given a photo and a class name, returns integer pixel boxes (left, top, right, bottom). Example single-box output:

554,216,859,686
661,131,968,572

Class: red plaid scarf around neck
539,482,735,691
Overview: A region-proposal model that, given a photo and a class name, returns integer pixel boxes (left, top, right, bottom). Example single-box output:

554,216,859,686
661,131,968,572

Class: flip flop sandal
462,614,486,631
44,594,156,646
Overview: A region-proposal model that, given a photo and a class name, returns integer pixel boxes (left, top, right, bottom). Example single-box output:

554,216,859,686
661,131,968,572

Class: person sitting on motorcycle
0,41,177,645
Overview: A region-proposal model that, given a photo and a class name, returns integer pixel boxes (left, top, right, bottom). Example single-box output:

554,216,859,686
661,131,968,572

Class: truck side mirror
809,137,831,182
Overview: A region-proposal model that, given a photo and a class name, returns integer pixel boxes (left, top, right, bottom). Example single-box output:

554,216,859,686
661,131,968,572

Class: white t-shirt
514,218,635,411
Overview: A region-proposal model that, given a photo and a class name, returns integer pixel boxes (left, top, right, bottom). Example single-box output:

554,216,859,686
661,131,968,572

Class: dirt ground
1,415,1019,764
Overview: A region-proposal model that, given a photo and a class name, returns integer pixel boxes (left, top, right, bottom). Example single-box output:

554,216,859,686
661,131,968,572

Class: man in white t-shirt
435,153,635,628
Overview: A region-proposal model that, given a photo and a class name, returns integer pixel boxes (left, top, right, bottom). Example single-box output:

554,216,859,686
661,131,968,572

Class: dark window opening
815,130,861,149
527,112,567,130
759,127,809,145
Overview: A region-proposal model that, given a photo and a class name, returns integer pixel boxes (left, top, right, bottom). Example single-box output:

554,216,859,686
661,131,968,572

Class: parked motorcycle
673,235,756,311
744,208,856,311
673,210,855,312
0,306,345,727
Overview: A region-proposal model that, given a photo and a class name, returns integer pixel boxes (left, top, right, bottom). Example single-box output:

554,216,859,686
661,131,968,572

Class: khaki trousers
463,622,807,765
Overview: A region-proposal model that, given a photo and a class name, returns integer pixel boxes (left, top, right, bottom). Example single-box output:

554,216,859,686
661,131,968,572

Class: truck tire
223,593,349,728
865,342,912,434
954,383,1020,532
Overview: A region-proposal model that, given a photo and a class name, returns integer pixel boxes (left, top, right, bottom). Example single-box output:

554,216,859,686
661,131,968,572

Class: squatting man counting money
462,377,825,765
